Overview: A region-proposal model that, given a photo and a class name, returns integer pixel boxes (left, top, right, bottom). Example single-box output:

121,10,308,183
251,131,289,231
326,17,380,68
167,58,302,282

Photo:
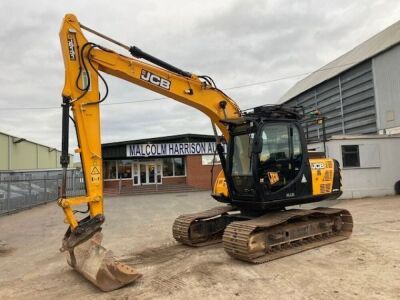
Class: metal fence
0,169,86,216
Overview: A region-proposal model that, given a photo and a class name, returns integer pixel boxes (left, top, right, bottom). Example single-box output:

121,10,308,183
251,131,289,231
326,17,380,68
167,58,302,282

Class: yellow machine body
309,158,335,196
57,14,346,292
58,14,242,291
58,14,241,231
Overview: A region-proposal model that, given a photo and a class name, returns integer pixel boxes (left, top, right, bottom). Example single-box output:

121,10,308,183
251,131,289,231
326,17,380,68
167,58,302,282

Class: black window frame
341,145,360,168
162,157,186,177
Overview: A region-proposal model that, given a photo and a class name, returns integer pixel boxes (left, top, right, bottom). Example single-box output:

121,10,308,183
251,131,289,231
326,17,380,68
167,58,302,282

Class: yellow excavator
58,14,353,291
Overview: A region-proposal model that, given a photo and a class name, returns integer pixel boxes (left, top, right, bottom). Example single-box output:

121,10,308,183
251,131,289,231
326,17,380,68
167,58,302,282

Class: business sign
127,142,225,157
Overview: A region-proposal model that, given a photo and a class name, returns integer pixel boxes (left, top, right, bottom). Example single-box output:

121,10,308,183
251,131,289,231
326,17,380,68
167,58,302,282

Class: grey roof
279,20,400,104
0,131,70,155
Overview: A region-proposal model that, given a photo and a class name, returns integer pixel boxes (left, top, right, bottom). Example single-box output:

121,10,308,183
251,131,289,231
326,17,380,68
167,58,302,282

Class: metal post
155,163,158,192
72,169,76,196
57,173,60,199
322,117,327,155
6,177,10,214
44,171,48,203
28,178,32,208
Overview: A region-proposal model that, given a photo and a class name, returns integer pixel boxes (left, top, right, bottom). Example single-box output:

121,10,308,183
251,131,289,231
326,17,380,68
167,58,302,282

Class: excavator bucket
66,232,142,292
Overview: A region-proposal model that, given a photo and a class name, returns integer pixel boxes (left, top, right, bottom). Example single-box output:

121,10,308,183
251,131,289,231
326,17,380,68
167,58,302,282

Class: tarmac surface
0,191,399,299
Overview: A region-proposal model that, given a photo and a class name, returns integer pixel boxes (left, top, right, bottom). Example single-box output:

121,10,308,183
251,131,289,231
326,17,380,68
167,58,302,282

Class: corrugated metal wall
0,132,72,171
372,44,400,131
285,60,377,140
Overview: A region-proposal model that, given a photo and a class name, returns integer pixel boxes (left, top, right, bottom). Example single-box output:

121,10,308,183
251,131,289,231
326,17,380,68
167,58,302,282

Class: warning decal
267,172,279,185
90,166,101,184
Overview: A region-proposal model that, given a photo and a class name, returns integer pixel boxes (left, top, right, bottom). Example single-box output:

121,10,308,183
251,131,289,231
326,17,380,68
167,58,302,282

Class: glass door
133,163,140,185
147,164,155,184
135,161,163,185
140,164,146,184
156,162,162,183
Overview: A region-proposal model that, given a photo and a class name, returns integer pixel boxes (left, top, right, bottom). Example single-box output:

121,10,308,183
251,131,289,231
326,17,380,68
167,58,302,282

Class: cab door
257,122,305,194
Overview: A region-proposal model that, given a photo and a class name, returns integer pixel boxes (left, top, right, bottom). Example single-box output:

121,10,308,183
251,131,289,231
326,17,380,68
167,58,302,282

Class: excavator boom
58,14,241,291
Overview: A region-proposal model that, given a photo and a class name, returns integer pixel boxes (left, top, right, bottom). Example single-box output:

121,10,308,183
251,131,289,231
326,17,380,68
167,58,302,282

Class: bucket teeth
66,232,142,292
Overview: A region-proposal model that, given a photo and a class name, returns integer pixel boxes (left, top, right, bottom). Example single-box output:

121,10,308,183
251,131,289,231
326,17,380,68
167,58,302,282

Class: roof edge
102,133,216,147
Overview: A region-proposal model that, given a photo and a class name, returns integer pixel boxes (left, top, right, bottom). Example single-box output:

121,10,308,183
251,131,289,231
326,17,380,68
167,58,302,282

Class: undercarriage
173,205,353,263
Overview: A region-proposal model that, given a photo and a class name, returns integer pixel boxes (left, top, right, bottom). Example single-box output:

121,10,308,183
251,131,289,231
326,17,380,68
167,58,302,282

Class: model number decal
67,37,76,61
140,70,171,90
311,162,325,170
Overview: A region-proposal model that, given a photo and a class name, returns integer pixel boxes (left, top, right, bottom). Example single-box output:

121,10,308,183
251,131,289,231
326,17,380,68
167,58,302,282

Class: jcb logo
67,36,76,61
311,162,325,170
140,70,171,90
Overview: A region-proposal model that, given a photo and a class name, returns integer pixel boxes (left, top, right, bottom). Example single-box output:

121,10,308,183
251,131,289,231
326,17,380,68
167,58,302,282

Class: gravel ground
0,192,399,300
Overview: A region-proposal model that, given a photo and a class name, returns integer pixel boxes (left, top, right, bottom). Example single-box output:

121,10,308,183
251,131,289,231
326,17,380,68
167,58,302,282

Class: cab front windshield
232,133,254,176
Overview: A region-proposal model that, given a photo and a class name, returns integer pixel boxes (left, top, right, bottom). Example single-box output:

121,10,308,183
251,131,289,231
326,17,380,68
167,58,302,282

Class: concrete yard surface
0,192,399,300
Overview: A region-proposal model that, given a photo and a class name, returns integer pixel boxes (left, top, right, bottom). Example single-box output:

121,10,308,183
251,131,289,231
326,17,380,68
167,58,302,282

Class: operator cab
224,105,314,212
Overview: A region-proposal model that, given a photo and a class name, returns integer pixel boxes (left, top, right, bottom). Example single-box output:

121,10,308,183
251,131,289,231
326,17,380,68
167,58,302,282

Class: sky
0,0,400,160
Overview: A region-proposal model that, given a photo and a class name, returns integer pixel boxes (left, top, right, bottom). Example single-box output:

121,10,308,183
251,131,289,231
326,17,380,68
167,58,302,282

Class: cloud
0,0,399,161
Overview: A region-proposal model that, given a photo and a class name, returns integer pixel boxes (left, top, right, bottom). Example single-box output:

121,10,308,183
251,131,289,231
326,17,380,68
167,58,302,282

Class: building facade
102,134,222,190
280,20,400,139
309,135,400,198
279,21,400,197
0,131,78,215
0,131,72,171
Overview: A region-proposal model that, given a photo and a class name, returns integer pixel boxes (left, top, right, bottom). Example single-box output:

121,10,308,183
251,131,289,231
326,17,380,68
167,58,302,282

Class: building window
174,157,185,176
117,160,132,178
162,158,174,176
162,157,186,176
104,160,117,179
342,145,360,168
201,155,221,166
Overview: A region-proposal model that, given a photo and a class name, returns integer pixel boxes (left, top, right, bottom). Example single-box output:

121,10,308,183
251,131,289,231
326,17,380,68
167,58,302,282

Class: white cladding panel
309,137,400,199
359,144,380,168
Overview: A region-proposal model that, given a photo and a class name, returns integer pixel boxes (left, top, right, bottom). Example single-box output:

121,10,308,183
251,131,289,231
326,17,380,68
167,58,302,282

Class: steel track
223,207,353,263
172,206,236,246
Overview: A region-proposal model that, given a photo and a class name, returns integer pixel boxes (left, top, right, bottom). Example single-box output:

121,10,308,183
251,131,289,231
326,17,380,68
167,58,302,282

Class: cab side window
258,124,303,192
259,124,289,164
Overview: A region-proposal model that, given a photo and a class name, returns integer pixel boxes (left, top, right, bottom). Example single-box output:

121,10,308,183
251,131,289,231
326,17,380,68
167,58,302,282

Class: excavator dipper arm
58,14,241,291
